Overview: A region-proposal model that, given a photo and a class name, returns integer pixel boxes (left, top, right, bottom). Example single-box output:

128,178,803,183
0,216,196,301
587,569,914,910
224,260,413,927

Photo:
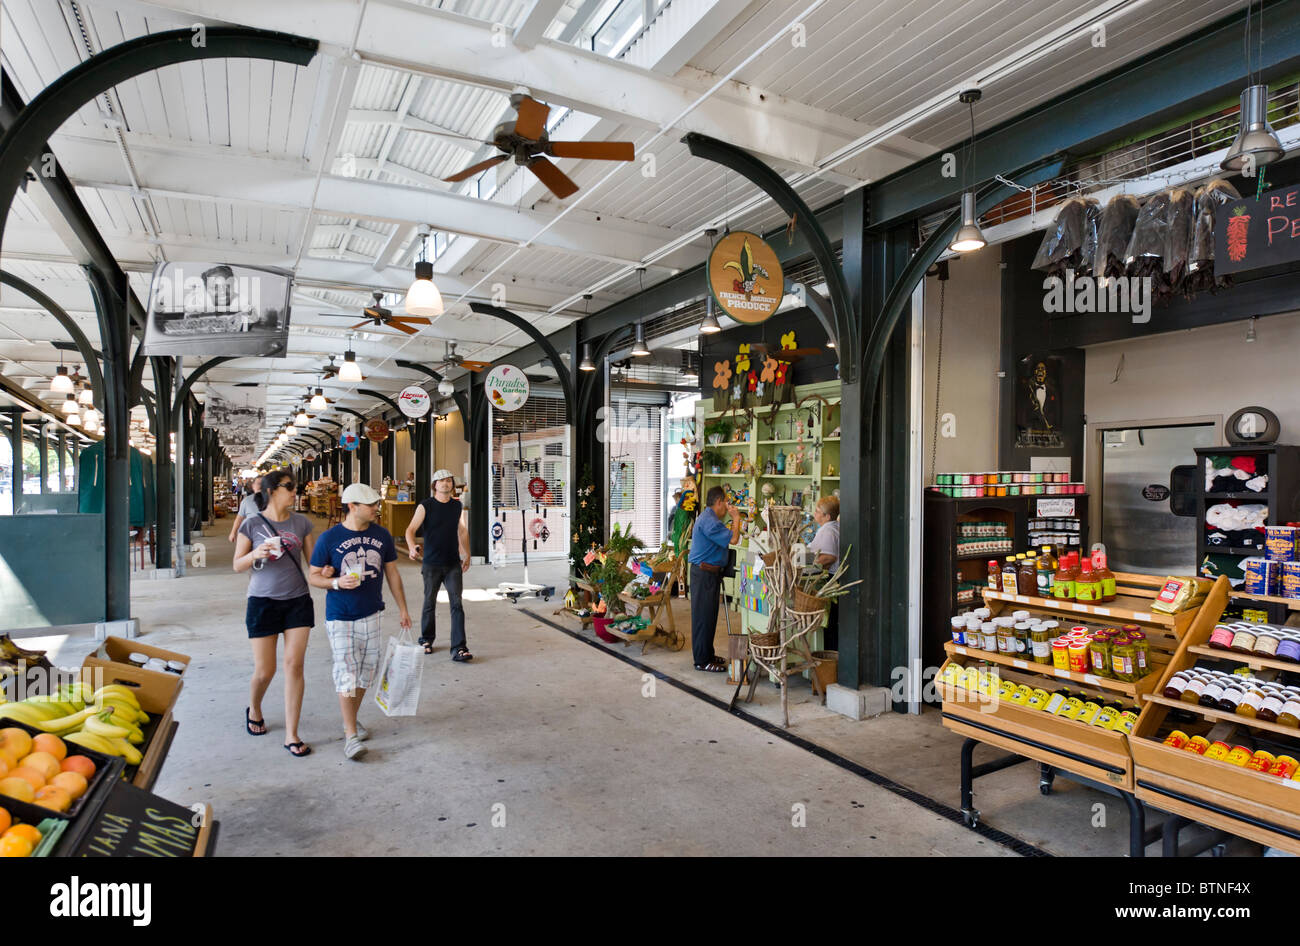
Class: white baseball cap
432,469,455,483
341,483,382,505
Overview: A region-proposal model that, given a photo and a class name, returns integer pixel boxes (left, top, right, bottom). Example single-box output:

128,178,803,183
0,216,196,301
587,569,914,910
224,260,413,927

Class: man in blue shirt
688,486,742,672
309,483,412,760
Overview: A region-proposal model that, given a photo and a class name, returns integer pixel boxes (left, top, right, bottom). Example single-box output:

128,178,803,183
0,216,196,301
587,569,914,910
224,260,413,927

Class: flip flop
246,707,267,736
283,741,312,757
452,647,474,662
423,642,434,655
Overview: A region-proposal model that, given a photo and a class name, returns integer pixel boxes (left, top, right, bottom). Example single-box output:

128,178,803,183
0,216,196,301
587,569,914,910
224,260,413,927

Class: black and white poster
204,383,266,465
142,262,293,357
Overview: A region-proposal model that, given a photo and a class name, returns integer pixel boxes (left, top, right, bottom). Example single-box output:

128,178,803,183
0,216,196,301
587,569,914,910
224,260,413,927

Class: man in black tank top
405,470,472,660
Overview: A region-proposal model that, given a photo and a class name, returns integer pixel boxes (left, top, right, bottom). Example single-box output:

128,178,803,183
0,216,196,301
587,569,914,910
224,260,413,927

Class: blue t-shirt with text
310,523,398,621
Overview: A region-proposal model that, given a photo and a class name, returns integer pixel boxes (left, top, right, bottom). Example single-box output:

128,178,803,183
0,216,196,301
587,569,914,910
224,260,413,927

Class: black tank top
419,496,462,566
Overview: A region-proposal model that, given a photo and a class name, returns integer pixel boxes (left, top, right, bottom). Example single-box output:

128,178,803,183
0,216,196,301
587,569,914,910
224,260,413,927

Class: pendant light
77,380,94,405
285,421,298,437
309,387,328,411
83,409,100,434
294,406,310,427
61,393,77,415
66,401,81,427
700,229,722,334
578,344,596,372
438,378,455,396
405,225,444,317
339,348,363,382
50,354,73,394
630,268,650,357
949,89,986,254
1224,2,1282,172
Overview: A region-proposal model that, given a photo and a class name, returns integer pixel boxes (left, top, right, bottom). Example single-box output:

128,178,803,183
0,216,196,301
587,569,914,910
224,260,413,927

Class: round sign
1142,484,1171,502
397,385,431,419
708,230,784,324
484,364,529,412
364,417,390,443
339,428,359,450
490,521,504,542
528,476,548,500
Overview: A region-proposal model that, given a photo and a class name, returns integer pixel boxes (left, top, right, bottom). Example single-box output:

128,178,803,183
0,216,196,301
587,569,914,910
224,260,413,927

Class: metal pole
37,422,47,494
56,430,66,493
6,409,20,504
174,368,186,577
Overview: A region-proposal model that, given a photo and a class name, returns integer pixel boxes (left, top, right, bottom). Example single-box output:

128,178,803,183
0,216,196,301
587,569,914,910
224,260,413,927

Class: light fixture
631,323,650,357
405,225,444,317
827,337,836,349
1222,85,1283,172
949,89,987,254
579,344,596,372
295,407,310,426
83,409,99,434
78,382,94,406
61,393,77,415
285,422,298,436
309,387,328,411
438,378,455,397
67,402,81,427
50,361,73,394
339,348,363,382
700,295,721,334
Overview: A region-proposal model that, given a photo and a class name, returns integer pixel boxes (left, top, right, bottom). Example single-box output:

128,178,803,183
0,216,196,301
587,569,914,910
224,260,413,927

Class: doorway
1087,418,1219,576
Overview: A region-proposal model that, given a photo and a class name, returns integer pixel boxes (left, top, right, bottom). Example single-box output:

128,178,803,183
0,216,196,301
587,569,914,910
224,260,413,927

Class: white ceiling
0,0,1250,459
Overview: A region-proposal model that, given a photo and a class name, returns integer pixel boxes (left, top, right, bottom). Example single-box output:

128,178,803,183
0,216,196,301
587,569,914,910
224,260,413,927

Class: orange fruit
0,778,34,803
0,757,9,780
20,752,59,781
31,734,65,762
60,755,95,779
0,729,32,760
50,772,87,800
0,835,32,857
7,767,44,792
4,823,41,844
33,786,70,813
0,807,10,835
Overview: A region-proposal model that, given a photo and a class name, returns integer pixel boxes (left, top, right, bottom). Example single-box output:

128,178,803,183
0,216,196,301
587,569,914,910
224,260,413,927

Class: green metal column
37,422,47,494
5,409,19,501
56,431,65,493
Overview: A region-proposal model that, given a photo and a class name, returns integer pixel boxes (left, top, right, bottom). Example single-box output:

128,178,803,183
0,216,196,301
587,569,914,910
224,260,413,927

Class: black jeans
689,564,721,667
420,563,466,653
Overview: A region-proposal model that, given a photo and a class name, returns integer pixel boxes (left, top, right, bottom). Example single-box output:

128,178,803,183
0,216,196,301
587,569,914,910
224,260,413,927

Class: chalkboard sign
1215,184,1300,274
71,782,205,858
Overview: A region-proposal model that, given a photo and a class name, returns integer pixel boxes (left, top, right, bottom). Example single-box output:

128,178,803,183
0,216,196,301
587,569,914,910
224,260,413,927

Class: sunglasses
278,482,296,491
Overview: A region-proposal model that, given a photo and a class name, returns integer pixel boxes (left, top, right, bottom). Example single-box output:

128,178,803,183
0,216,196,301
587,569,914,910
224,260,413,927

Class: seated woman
808,496,841,650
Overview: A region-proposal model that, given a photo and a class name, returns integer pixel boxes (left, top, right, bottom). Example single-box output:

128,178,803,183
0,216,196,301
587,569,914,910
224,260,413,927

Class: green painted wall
0,513,105,630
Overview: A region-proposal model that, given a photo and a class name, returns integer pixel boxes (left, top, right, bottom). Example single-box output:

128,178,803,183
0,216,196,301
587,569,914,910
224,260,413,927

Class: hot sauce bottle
1053,552,1076,600
1092,550,1117,602
1075,560,1100,603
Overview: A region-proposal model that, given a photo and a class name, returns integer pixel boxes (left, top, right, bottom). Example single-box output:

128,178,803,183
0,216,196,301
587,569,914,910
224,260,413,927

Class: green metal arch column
467,303,574,423
0,270,104,406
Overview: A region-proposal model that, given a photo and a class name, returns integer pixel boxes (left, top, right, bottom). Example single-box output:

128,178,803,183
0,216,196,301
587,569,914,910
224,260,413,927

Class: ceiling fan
343,292,432,336
440,92,634,200
290,354,340,378
434,341,492,374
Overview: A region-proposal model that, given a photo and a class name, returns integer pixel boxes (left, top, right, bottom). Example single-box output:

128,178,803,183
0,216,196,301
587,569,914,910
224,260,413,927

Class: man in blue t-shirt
309,483,412,760
688,486,742,673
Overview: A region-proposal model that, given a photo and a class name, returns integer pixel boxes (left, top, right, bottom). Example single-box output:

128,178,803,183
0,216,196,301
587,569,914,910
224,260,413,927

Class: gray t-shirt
239,512,313,600
237,494,260,519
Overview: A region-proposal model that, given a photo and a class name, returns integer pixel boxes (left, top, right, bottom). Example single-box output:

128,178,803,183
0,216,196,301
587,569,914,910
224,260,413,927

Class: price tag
955,646,967,656
1013,659,1029,669
1073,604,1089,612
1054,669,1070,679
1134,612,1153,622
1084,674,1101,686
1283,779,1300,792
1093,607,1111,616
1016,595,1028,603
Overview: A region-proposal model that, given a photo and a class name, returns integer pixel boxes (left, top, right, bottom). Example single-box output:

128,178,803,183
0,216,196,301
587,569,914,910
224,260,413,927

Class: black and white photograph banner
204,383,267,465
142,262,293,357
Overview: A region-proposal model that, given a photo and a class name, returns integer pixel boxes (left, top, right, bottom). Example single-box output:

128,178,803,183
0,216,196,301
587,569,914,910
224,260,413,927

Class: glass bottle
1075,560,1100,603
1278,690,1300,728
1163,670,1193,700
1019,553,1039,599
1002,557,1019,595
1037,548,1055,597
986,559,1001,592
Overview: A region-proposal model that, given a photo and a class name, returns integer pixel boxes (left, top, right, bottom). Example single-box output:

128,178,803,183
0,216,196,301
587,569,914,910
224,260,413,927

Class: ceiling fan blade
526,156,578,199
513,95,549,141
442,154,508,183
388,316,432,325
460,360,493,371
388,321,419,336
349,320,374,330
547,140,634,162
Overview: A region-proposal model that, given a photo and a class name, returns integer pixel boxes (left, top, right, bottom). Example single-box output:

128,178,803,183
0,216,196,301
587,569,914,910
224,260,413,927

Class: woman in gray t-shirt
233,469,317,757
227,475,262,543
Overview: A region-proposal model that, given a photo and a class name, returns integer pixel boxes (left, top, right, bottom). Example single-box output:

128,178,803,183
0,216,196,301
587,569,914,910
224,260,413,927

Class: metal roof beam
514,0,567,50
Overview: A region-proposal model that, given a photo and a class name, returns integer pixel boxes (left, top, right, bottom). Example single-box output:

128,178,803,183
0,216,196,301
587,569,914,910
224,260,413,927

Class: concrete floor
19,516,1239,856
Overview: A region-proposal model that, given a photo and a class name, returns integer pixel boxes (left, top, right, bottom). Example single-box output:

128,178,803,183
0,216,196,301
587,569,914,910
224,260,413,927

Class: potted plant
701,448,725,474
703,419,732,445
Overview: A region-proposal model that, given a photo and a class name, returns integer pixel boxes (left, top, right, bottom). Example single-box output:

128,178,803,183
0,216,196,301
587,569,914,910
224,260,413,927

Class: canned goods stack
940,662,1140,733
1162,729,1300,780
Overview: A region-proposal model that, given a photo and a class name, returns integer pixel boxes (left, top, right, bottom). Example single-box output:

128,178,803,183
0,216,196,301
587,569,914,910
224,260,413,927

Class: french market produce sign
397,384,431,419
484,364,529,412
708,231,783,324
1214,183,1300,275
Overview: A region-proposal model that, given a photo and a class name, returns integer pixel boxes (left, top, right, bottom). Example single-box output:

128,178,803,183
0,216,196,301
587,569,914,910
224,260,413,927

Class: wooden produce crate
1131,576,1300,853
939,574,1228,792
81,636,187,717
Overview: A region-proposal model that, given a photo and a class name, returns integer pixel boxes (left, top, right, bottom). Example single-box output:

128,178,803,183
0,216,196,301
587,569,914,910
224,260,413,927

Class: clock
1225,406,1280,445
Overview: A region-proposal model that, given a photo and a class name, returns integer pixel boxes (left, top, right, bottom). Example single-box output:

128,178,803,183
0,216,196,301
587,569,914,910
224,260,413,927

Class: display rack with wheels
937,572,1229,855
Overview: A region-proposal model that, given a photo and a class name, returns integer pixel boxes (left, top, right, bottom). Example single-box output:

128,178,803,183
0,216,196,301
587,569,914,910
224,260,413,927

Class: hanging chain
930,277,946,479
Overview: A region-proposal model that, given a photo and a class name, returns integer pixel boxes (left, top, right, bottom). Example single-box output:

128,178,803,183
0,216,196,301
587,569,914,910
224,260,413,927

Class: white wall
922,250,1003,481
434,409,468,485
1084,310,1300,436
395,429,414,482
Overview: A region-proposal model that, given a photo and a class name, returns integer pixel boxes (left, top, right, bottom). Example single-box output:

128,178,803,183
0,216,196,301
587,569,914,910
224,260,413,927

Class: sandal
695,658,727,673
423,642,434,655
246,707,267,736
283,741,312,757
451,647,474,662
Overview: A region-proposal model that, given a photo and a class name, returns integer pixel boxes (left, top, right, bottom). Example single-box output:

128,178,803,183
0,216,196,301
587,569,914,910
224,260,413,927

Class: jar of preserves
1163,671,1194,699
1278,690,1300,728
1013,621,1032,656
1230,626,1258,653
1088,636,1114,677
1181,674,1208,705
1258,687,1285,723
1030,625,1053,665
1198,675,1226,709
981,622,998,652
996,625,1016,655
1218,685,1244,714
1277,634,1300,663
1111,637,1138,683
1254,631,1281,659
1238,686,1266,719
1207,624,1237,650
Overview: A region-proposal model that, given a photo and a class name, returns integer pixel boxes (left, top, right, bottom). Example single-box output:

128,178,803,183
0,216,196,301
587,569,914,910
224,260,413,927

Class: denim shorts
246,594,315,638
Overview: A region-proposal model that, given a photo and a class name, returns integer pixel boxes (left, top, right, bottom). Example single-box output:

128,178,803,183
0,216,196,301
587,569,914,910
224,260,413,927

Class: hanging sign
364,417,390,442
491,521,504,542
339,428,359,450
397,385,431,419
1215,184,1300,275
1036,498,1076,517
708,231,784,324
484,364,529,412
528,476,548,500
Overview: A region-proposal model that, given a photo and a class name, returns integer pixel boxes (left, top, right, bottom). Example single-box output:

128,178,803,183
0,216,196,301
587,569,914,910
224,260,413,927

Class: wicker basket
760,551,777,567
749,631,780,648
793,587,831,613
748,630,784,661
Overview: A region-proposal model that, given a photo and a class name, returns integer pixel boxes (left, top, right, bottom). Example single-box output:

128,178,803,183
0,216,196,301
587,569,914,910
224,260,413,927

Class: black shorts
246,594,315,638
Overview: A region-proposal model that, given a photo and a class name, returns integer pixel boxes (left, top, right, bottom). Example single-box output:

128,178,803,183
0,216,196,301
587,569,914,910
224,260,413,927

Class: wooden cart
608,567,686,653
938,572,1227,855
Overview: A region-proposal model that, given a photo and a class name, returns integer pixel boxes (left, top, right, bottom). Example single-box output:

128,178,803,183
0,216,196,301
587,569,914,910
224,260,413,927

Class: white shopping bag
373,627,424,717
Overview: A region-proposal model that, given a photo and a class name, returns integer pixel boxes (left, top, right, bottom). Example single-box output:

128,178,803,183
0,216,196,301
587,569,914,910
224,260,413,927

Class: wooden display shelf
1226,590,1300,611
1186,643,1300,674
1141,693,1300,741
982,588,1180,630
944,641,1164,697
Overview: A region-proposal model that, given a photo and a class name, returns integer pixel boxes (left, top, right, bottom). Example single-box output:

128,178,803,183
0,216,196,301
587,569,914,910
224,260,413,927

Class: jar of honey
1181,674,1208,705
1277,690,1300,728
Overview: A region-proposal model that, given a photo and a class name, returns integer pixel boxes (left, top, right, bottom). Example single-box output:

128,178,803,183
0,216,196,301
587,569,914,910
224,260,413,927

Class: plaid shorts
325,614,382,695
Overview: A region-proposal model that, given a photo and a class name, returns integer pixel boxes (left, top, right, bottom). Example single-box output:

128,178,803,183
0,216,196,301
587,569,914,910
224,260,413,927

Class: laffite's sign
1215,184,1300,275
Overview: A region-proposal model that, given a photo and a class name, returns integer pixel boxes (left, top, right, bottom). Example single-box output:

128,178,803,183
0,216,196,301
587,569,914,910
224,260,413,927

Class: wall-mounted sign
1036,498,1076,517
708,231,783,324
364,418,390,442
1142,484,1171,502
484,364,529,412
397,385,431,419
1215,184,1300,275
339,428,359,450
142,262,293,357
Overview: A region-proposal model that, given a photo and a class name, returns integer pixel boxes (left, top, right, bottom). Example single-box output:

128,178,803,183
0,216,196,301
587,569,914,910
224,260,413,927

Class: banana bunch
67,711,143,765
0,685,149,766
